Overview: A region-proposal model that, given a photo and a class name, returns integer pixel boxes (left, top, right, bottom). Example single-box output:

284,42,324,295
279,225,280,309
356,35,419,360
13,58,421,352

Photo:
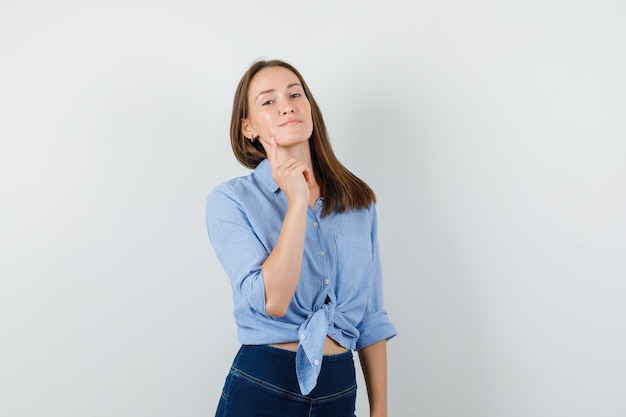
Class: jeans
215,344,357,417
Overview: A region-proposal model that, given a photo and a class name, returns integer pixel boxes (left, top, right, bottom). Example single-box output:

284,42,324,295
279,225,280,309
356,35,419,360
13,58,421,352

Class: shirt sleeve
205,185,268,315
355,204,398,350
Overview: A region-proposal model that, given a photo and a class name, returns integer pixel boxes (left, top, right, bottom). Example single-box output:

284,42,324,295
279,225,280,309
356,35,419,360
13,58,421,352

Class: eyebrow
255,83,303,100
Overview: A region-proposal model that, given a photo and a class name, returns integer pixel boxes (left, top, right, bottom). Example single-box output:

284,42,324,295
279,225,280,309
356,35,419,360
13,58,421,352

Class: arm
261,138,311,317
261,198,307,317
358,340,389,417
205,139,311,318
356,205,396,416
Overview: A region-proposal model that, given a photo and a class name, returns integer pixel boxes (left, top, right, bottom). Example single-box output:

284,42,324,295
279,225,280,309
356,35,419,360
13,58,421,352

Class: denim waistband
231,344,355,398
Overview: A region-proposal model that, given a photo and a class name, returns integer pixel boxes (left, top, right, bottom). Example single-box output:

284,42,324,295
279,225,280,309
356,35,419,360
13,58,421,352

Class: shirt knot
295,303,335,394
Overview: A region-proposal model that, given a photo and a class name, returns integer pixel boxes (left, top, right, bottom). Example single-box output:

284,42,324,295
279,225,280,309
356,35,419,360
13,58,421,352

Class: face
242,66,313,148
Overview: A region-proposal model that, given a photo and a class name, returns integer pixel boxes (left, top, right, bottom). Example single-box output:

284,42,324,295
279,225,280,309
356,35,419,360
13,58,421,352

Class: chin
278,134,311,146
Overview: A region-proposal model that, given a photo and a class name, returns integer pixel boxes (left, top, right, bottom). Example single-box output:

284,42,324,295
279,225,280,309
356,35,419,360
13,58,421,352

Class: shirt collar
253,159,280,193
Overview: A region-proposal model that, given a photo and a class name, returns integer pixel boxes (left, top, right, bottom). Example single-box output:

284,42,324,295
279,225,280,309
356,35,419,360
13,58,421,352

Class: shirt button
300,334,306,340
318,201,324,206
323,279,329,285
313,221,319,227
313,360,320,365
318,250,324,256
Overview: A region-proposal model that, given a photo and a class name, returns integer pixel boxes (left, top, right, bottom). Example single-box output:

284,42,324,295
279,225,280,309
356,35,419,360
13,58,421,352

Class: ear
240,118,255,140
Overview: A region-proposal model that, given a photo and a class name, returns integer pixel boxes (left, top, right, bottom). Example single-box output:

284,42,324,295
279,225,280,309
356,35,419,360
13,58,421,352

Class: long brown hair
230,59,375,216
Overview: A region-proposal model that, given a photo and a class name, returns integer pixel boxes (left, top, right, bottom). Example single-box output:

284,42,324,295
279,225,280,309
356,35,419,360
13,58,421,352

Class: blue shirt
205,159,397,395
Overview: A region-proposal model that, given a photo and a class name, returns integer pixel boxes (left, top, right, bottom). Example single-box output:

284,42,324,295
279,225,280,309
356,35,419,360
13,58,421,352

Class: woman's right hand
266,138,310,207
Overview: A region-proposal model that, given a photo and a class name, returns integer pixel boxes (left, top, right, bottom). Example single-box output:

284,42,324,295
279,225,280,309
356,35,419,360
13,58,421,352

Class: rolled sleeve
356,310,397,350
356,205,397,350
205,187,268,314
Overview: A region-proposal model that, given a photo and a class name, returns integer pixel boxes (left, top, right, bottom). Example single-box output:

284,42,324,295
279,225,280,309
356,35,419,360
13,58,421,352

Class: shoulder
207,175,246,198
204,176,255,238
206,160,274,205
345,201,378,219
205,174,255,214
206,177,240,205
206,164,276,216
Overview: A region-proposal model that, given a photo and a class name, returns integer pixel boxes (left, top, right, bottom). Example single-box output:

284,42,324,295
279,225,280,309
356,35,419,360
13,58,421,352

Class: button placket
309,204,332,320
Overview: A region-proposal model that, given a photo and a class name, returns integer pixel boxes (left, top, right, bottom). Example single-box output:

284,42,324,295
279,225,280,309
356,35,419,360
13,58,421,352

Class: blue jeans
215,345,357,417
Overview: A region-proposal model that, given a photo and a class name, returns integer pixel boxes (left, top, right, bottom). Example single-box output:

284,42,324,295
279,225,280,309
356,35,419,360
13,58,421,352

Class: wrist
286,197,309,211
370,403,388,417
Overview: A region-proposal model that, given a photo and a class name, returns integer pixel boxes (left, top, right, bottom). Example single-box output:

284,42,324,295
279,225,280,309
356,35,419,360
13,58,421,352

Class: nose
281,102,294,115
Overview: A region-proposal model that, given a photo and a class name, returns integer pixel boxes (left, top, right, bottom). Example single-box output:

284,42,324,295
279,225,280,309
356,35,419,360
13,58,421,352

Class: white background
1,1,625,416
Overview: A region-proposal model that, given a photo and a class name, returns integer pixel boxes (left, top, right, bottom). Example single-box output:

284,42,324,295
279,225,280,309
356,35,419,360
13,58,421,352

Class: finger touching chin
259,135,275,146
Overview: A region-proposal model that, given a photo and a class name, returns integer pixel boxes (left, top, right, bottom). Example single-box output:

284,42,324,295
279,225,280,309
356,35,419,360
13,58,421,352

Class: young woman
205,59,397,417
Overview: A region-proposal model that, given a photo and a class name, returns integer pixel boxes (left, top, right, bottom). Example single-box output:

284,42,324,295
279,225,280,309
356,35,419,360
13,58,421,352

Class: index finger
267,137,279,168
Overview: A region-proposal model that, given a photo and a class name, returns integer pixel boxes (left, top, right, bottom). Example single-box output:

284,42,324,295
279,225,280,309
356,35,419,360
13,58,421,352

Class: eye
291,93,301,98
261,99,274,106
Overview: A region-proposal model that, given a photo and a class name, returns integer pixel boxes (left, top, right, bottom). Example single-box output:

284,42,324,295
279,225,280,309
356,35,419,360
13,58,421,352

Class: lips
280,118,300,127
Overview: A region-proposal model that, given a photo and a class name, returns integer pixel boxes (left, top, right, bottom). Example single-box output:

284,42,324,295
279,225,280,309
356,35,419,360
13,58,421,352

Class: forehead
249,66,301,94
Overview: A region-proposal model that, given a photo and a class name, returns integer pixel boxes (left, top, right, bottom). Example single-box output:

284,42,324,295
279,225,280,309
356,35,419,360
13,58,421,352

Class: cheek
304,109,314,129
252,113,274,131
252,114,277,141
303,104,313,123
